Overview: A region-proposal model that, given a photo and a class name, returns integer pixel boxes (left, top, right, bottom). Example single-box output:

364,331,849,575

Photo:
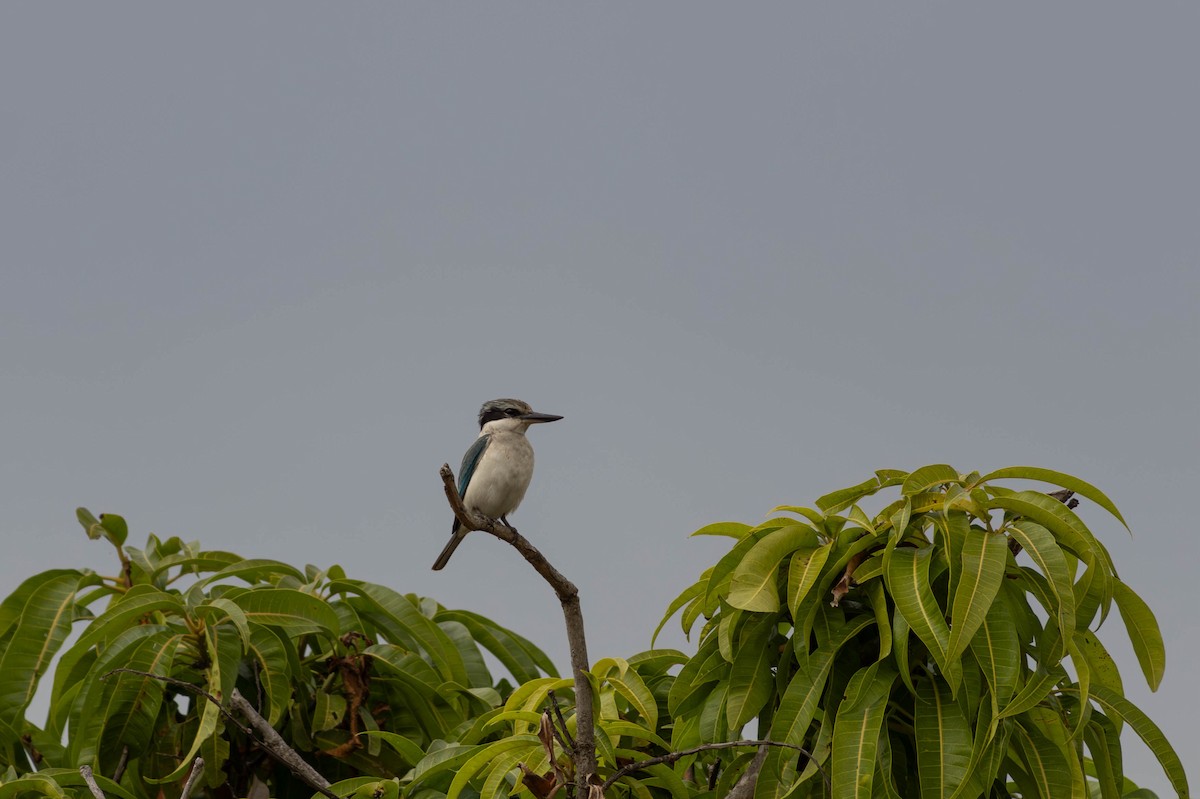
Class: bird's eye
505,408,521,417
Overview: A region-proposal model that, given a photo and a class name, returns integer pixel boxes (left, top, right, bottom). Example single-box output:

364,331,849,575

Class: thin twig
103,669,250,733
79,766,107,799
547,689,575,749
600,740,823,793
112,746,130,783
440,463,597,793
179,757,205,799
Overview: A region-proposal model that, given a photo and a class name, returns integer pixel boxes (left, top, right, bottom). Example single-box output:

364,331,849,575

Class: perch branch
439,463,597,794
600,740,823,793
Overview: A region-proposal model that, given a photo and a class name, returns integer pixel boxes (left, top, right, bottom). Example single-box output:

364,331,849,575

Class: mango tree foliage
658,466,1187,798
0,510,559,799
0,466,1188,799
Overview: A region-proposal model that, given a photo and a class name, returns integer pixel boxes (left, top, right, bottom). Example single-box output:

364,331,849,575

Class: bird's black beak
521,412,563,424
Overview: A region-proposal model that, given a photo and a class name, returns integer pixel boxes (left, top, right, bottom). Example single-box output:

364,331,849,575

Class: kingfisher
432,398,563,570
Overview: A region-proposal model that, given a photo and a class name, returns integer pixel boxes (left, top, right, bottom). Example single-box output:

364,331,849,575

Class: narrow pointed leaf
787,543,833,623
1111,580,1165,691
830,663,897,799
979,466,1127,528
1007,521,1076,633
901,464,960,496
885,546,951,676
729,525,819,612
915,678,971,798
946,528,1008,662
0,572,80,728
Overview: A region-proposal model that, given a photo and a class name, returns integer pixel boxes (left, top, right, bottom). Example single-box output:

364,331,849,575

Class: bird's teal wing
452,434,491,534
457,434,491,500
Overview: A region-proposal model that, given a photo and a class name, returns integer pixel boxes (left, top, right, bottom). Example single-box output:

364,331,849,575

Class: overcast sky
2,4,1197,793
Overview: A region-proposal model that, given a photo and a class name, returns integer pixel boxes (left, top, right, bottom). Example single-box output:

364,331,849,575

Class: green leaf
990,491,1114,576
0,571,80,728
1083,712,1123,799
830,663,897,799
997,666,1066,721
445,736,541,799
968,596,1020,714
246,625,293,727
0,774,67,799
91,631,181,767
227,587,340,636
94,513,129,546
608,668,659,731
884,546,953,683
1007,521,1077,633
728,525,818,613
725,617,776,729
901,464,960,496
436,609,556,682
196,596,251,645
32,770,140,799
787,543,833,624
978,466,1128,529
1075,630,1123,699
691,522,755,539
945,527,1008,663
72,584,187,654
599,719,672,750
915,678,971,799
704,529,772,614
1010,717,1074,799
817,476,884,515
769,615,877,746
196,558,306,587
653,578,705,646
151,628,225,782
1111,580,1165,691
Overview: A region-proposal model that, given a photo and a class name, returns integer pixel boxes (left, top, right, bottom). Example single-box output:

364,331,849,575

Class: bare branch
547,689,575,749
600,740,823,793
112,746,130,783
79,766,107,799
230,689,340,799
179,757,205,799
439,463,597,793
724,746,768,799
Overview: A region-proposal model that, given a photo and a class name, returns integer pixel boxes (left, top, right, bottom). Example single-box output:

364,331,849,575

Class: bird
432,398,563,570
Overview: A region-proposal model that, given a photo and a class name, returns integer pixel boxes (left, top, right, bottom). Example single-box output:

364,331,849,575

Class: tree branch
230,689,338,799
101,668,341,799
439,463,597,794
79,766,107,799
179,757,205,799
600,740,823,793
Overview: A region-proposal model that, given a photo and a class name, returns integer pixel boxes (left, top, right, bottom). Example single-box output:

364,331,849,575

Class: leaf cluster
0,511,556,799
657,466,1187,798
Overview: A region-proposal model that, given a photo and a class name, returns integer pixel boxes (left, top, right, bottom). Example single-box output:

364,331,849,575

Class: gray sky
2,4,1197,792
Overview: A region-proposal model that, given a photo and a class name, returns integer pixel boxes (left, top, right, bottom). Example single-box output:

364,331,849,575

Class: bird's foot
500,515,519,534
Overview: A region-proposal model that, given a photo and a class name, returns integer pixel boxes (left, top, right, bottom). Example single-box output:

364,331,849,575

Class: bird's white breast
463,430,535,519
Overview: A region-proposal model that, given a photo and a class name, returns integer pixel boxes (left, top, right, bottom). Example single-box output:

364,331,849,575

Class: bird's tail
432,530,468,571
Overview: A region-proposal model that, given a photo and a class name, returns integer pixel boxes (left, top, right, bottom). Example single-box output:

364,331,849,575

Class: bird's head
477,398,563,432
